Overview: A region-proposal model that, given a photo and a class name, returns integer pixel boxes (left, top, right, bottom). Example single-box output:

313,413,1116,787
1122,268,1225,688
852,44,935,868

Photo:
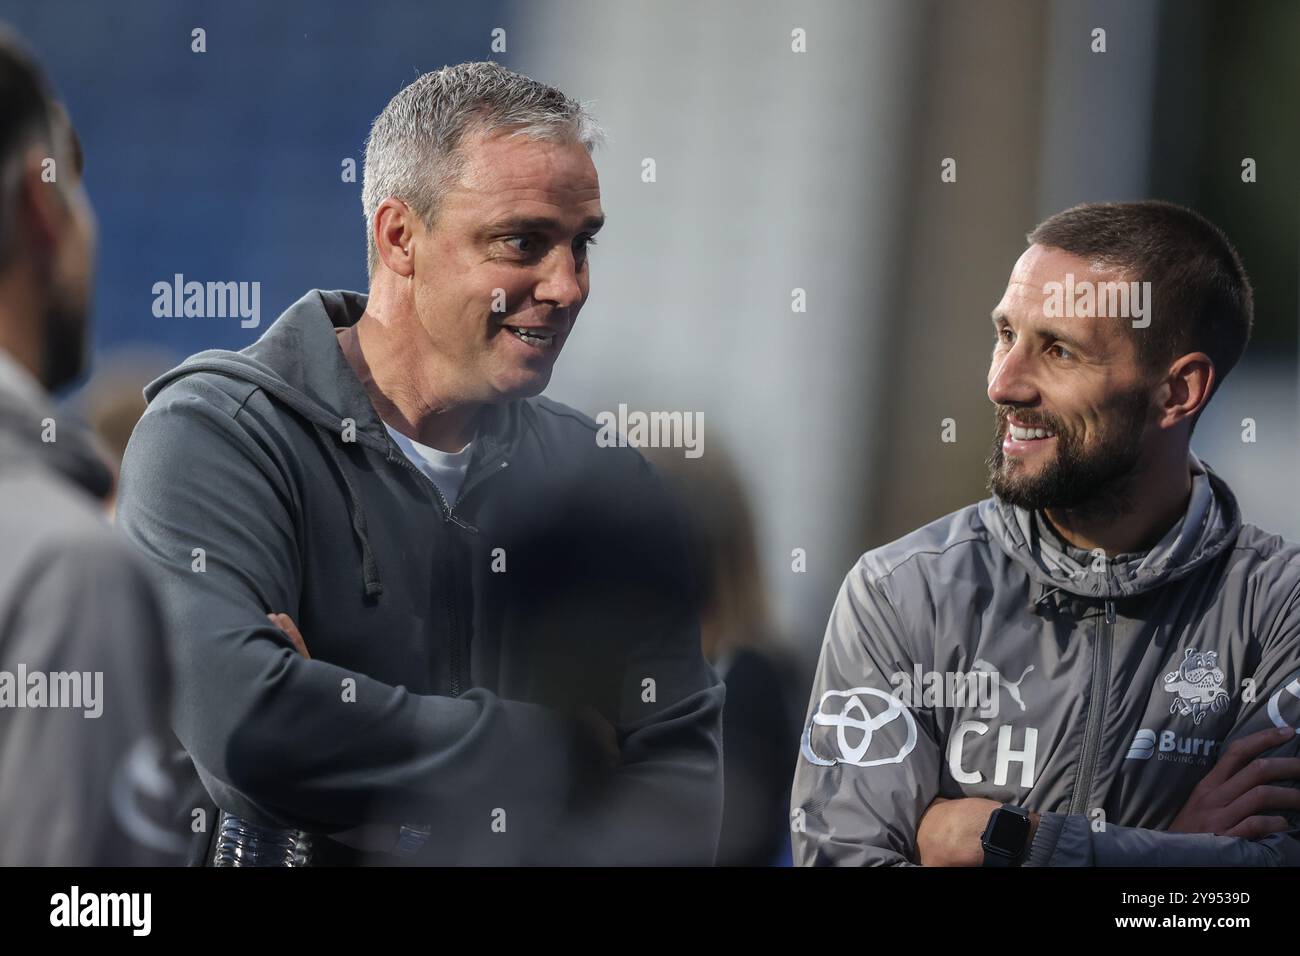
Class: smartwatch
981,804,1032,867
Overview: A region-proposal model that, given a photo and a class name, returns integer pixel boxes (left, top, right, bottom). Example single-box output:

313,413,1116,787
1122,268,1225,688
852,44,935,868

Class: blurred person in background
116,61,723,865
0,25,185,865
645,441,805,865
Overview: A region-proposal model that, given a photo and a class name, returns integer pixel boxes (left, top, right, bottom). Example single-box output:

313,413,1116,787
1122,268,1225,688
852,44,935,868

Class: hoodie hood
144,290,390,453
0,349,113,501
141,289,522,599
980,452,1242,602
143,289,519,459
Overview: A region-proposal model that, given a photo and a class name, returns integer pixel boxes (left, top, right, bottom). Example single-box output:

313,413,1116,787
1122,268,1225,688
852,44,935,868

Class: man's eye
504,236,540,255
1049,343,1072,359
996,328,1013,345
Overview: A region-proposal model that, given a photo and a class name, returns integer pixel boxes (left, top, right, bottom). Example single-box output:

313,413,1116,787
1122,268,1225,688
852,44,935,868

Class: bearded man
792,200,1300,866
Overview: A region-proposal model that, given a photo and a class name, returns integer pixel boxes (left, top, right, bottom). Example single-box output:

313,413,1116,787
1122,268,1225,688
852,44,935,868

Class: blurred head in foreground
0,27,96,393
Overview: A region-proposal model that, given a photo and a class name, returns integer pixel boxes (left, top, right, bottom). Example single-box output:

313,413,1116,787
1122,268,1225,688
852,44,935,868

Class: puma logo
973,659,1035,712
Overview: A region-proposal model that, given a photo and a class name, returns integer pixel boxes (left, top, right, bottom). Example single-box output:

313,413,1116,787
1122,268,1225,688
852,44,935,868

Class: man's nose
535,249,584,311
987,343,1039,406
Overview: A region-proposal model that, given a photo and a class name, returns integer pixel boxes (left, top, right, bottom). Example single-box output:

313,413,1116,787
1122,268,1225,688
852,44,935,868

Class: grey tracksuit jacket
0,352,186,865
791,455,1300,865
115,289,724,865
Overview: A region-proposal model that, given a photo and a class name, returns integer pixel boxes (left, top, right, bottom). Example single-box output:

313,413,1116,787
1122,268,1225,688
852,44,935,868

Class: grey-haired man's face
410,127,603,402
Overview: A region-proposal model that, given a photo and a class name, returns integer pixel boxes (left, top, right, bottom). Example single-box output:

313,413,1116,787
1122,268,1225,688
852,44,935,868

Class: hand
268,612,310,659
1168,725,1300,838
917,797,1039,866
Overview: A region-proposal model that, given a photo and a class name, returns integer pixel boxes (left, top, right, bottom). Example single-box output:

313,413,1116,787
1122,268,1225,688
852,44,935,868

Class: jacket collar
0,348,113,501
145,288,524,473
145,289,534,602
983,452,1242,605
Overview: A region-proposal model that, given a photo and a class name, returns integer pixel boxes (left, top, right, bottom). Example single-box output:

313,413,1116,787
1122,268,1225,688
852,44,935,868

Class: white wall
512,0,926,643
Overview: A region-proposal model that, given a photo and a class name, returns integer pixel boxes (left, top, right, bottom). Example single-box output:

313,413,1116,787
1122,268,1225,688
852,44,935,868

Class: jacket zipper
1069,597,1115,815
383,441,508,698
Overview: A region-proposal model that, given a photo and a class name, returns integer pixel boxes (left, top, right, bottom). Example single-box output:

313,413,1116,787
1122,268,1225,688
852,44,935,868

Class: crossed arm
918,725,1300,866
117,386,724,863
791,563,1300,867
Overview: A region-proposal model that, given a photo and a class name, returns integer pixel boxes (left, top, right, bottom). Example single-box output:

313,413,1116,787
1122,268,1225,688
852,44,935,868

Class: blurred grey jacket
0,350,185,865
792,455,1300,866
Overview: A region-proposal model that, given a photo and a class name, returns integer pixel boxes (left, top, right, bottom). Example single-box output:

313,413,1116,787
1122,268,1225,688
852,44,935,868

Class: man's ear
17,144,66,264
372,197,417,278
1158,352,1215,429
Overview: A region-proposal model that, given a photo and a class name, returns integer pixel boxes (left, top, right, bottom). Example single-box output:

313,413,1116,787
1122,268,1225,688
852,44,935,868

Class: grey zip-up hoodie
115,289,724,865
791,455,1300,865
0,351,186,865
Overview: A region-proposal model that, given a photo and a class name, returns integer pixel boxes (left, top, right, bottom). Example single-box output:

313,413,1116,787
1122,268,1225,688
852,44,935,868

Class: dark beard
40,292,89,393
986,386,1151,522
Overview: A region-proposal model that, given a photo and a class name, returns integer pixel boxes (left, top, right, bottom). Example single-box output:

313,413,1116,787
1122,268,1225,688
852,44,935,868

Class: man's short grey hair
361,61,604,278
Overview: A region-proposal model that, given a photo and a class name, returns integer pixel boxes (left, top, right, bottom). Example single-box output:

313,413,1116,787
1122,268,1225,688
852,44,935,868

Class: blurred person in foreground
0,26,185,865
793,201,1300,866
645,442,805,865
116,62,723,865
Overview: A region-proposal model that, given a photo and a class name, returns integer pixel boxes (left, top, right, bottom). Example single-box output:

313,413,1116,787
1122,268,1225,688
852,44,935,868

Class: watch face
989,809,1030,850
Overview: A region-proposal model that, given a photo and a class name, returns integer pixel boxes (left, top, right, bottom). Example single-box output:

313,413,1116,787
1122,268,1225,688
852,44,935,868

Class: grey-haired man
117,62,724,865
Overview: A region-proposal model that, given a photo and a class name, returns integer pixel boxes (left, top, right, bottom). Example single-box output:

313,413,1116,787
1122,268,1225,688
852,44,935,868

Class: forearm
1025,812,1300,866
180,638,582,836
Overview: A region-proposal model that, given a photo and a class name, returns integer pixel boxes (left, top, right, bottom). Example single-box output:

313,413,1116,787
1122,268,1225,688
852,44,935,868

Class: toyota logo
800,686,918,768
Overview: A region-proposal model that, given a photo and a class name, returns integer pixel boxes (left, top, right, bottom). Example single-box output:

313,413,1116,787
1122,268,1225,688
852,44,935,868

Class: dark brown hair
0,27,61,263
1028,200,1254,405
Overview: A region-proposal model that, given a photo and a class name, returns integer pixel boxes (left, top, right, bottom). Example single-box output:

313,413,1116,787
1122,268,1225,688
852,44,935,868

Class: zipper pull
1104,599,1116,624
446,511,479,535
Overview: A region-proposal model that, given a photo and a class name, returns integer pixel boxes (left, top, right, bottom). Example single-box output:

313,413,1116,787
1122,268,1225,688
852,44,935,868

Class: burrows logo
1164,647,1231,725
1125,727,1220,766
1129,669,1300,768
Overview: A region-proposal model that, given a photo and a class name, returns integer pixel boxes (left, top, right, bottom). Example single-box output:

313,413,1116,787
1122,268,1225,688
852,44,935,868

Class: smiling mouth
504,326,558,349
1007,422,1056,441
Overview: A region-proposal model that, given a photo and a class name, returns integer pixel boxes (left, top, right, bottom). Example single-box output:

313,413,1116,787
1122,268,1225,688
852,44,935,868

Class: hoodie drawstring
1033,584,1064,611
317,425,384,600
